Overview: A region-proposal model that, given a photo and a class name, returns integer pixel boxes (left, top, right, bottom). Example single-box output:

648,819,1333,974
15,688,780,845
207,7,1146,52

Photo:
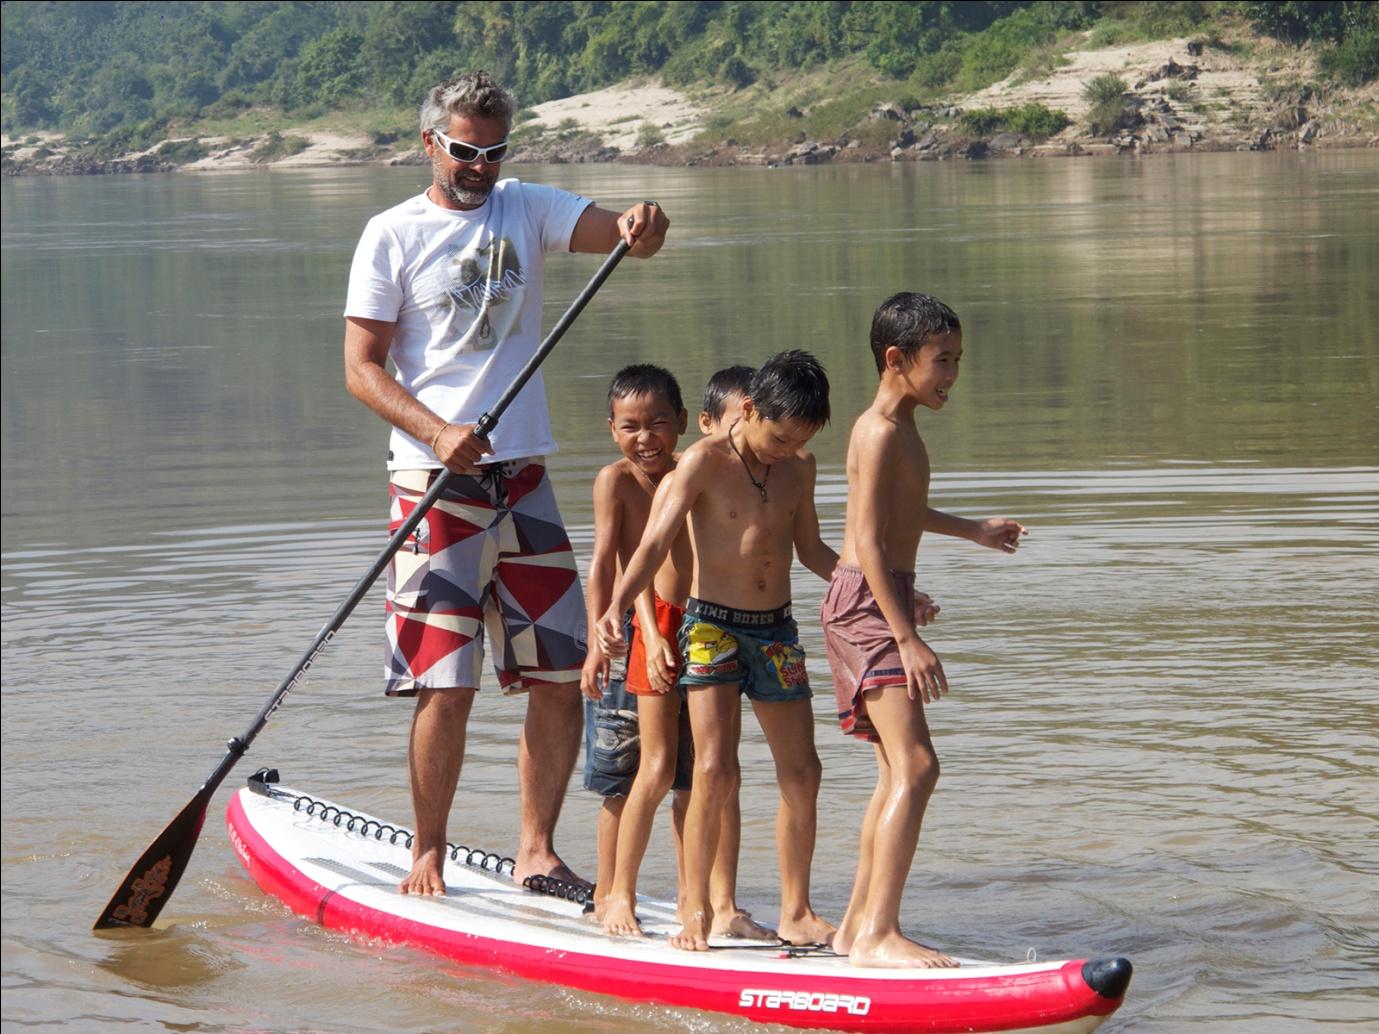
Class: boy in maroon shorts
823,293,1026,968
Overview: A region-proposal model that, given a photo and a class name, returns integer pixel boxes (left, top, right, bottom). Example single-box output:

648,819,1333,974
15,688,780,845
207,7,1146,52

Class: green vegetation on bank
2,1,1376,151
959,102,1072,138
1083,73,1134,136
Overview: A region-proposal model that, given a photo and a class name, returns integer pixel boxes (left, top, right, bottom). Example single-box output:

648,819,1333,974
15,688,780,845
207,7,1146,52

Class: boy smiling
597,350,838,951
825,292,1026,968
581,365,693,927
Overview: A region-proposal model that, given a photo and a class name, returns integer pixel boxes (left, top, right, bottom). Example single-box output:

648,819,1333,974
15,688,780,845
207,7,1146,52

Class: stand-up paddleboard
227,771,1132,1033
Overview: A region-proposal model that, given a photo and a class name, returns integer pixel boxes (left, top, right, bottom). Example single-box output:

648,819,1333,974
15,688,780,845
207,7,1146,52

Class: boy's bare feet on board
601,897,644,937
713,910,778,941
832,915,860,954
670,909,712,951
778,909,837,946
400,845,447,895
849,931,958,969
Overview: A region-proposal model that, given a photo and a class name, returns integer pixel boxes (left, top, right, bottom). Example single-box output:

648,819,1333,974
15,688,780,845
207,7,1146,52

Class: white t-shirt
344,179,593,468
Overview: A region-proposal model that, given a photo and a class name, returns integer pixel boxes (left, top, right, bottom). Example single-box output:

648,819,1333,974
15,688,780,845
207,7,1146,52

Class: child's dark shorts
677,598,811,702
583,611,694,798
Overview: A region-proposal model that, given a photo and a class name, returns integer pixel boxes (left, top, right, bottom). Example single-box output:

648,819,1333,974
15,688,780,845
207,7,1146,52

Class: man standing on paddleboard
343,70,669,895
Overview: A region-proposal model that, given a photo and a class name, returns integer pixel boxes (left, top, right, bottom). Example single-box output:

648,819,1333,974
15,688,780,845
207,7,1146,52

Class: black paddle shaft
94,237,630,929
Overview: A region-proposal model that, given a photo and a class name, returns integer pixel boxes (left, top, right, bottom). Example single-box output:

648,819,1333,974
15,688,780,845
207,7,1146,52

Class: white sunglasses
430,128,509,164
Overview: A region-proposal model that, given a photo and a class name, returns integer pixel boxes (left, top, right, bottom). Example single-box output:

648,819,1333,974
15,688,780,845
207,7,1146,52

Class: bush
958,108,1005,135
1083,73,1131,135
199,90,254,121
1237,1,1366,44
1088,1,1214,47
1084,73,1128,106
1320,23,1379,85
635,122,667,147
1004,102,1072,137
154,137,209,163
721,54,755,89
250,131,310,163
959,103,1070,138
910,45,963,89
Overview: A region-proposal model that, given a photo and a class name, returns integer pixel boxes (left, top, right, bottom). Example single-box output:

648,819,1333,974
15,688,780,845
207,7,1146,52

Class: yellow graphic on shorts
763,640,809,689
685,623,738,678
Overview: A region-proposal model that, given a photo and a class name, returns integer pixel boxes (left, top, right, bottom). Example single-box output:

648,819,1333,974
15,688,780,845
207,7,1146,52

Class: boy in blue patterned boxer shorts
597,351,839,952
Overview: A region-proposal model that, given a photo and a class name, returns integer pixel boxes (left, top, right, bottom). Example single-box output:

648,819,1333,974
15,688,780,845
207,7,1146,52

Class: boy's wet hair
748,350,830,427
870,292,961,374
607,363,685,418
701,365,755,422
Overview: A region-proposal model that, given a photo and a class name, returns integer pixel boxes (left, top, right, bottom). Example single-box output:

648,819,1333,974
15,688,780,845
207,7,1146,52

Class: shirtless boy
598,350,838,951
594,366,776,941
689,365,771,939
823,292,1026,969
581,365,693,924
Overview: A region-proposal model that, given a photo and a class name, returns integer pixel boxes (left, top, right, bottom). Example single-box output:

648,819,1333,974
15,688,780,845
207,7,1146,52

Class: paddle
94,236,633,930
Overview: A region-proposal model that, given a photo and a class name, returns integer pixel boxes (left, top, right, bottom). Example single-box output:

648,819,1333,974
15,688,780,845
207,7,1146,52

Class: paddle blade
93,788,210,929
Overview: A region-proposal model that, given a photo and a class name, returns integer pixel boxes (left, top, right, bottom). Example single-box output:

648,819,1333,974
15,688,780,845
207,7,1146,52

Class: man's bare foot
712,910,778,941
601,897,644,937
778,909,837,946
514,856,593,892
849,931,959,969
669,909,712,951
400,845,447,896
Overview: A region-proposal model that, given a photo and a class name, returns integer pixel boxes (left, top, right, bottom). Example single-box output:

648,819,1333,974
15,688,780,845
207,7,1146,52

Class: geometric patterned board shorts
384,461,587,696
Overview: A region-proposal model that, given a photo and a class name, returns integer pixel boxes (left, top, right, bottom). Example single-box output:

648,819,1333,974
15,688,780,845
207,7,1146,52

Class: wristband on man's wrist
429,423,450,452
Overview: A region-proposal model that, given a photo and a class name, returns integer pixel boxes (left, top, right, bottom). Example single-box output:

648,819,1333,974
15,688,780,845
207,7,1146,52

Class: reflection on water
3,152,1377,1032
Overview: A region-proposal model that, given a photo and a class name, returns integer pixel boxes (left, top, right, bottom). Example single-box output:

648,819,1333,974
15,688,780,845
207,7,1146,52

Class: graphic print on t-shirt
439,234,527,351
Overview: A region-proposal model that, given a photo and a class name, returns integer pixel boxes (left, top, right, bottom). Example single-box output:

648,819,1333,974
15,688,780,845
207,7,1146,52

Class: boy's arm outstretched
853,428,948,703
595,451,704,657
793,453,839,582
925,507,1027,553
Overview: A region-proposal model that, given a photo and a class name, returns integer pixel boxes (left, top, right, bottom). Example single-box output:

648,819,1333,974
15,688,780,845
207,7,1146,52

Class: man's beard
432,157,495,208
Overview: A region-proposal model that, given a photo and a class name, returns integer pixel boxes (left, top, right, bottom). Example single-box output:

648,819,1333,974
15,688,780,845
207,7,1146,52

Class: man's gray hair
419,71,516,134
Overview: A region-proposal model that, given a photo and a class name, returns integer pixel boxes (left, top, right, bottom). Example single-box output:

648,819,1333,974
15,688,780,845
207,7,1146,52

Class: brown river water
2,152,1376,1032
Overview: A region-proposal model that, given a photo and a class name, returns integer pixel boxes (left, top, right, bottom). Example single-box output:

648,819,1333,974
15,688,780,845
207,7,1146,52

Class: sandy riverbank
3,35,1375,176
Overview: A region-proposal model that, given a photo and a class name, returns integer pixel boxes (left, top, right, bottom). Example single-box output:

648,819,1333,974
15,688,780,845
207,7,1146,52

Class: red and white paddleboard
226,774,1131,1033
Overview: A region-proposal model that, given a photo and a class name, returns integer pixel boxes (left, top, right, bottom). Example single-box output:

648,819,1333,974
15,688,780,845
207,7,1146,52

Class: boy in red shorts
823,293,1026,968
581,365,695,929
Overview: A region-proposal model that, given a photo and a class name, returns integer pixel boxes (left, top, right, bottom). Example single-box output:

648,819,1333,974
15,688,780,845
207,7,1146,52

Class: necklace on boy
727,420,770,503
